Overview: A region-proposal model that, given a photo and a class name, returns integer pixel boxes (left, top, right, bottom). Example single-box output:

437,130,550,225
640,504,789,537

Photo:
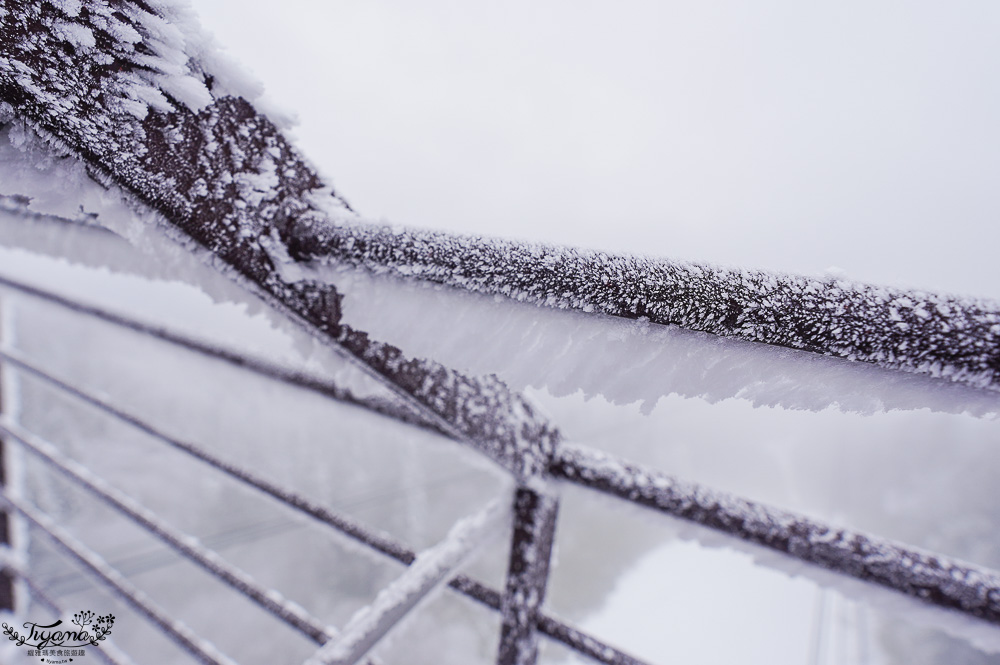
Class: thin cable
0,274,451,440
0,419,335,645
0,490,239,665
42,470,476,595
4,565,137,665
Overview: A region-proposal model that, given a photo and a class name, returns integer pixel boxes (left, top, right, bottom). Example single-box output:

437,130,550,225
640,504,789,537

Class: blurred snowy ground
2,1,1000,663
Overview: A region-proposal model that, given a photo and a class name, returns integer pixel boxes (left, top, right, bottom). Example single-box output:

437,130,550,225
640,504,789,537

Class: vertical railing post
496,484,560,665
0,295,15,611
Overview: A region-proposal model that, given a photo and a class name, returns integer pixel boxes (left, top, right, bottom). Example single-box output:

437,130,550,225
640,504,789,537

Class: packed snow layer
309,499,507,665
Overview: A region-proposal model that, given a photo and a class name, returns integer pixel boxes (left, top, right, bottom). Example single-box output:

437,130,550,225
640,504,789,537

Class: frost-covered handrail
0,419,337,645
553,444,1000,633
0,347,646,665
0,490,240,665
293,220,1000,395
4,1,997,403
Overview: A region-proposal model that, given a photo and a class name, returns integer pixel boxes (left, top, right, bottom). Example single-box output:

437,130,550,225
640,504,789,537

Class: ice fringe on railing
2,1,1000,664
4,272,1000,662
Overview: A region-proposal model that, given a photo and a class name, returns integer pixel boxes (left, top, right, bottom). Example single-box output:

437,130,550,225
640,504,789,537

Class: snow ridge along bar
289,220,1000,395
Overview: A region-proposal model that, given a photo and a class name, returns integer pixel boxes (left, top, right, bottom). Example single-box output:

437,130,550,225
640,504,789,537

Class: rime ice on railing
3,3,1000,665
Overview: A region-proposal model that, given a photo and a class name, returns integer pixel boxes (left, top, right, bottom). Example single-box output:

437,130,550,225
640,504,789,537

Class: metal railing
0,272,640,665
4,2,1000,659
1,264,999,665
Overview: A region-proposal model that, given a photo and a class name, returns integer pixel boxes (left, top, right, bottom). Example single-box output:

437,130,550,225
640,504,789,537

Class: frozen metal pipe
552,443,1000,629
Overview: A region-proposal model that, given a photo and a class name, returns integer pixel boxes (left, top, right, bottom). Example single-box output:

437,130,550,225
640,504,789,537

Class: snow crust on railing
314,261,1000,417
294,218,1000,398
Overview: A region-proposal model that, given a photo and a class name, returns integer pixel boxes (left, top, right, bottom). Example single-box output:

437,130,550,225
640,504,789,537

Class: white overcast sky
192,0,1000,298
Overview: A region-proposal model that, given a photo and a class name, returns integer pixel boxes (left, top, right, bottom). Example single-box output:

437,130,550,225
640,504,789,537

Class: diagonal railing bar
0,274,451,440
0,491,239,665
0,0,561,483
305,500,508,665
4,563,139,665
0,348,646,665
552,444,1000,628
0,419,337,645
1,564,58,614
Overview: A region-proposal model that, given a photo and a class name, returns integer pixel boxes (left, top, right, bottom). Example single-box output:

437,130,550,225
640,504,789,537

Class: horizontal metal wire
552,443,1000,628
0,419,336,645
0,490,239,665
0,349,646,665
0,274,452,440
3,563,138,665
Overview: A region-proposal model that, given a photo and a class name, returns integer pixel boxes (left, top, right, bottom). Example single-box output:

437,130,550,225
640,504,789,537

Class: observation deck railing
1,267,999,665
